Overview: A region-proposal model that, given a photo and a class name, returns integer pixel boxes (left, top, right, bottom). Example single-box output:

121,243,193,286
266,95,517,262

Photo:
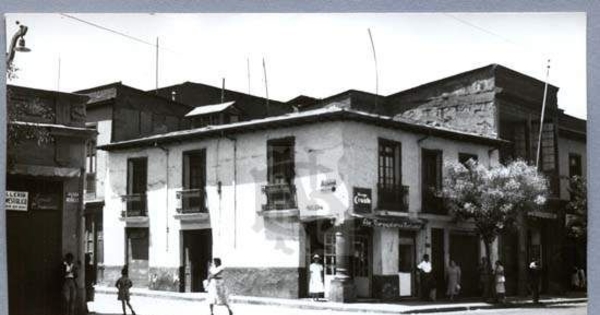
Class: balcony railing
262,183,297,211
422,188,446,215
121,193,147,217
377,183,409,212
176,189,207,214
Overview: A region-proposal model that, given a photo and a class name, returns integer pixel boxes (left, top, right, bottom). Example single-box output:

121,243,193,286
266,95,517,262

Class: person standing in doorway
417,254,433,301
116,266,136,315
309,254,325,301
207,258,233,315
446,260,462,301
62,252,78,315
528,260,542,303
494,260,506,304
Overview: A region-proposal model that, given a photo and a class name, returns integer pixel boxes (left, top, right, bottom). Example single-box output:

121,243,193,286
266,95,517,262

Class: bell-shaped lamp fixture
15,37,31,53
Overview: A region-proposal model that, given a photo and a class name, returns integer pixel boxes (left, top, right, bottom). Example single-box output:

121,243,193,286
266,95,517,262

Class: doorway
431,228,445,296
304,220,332,298
181,229,212,292
398,232,416,296
449,232,480,296
125,228,149,287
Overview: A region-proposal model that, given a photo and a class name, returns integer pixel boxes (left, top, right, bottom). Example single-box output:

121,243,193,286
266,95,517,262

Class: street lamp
6,21,31,67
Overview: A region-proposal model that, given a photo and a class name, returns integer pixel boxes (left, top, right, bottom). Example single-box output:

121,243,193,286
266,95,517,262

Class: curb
94,286,586,314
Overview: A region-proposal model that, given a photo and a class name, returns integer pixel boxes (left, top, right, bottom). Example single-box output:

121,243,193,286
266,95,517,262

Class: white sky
5,13,586,119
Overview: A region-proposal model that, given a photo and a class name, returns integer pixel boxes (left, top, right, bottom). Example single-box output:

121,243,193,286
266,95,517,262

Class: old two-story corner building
386,64,587,295
6,85,96,315
98,88,506,302
75,82,193,285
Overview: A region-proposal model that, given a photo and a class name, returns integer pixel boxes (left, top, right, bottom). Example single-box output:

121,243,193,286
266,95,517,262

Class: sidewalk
94,285,587,314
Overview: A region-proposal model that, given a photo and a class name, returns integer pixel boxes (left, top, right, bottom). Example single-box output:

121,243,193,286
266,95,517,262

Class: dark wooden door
126,228,149,287
449,233,480,296
182,229,212,292
431,228,445,296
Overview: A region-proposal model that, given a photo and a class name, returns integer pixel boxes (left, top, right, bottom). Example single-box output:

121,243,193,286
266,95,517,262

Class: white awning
185,101,235,117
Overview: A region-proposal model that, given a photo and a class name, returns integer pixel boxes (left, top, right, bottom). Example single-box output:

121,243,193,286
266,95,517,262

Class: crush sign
6,191,28,211
353,187,372,214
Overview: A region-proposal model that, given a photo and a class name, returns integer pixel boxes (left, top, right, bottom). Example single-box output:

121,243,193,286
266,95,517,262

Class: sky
5,13,587,119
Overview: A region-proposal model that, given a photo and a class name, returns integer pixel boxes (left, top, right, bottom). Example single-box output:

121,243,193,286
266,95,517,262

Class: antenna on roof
155,37,159,94
247,57,251,95
368,28,379,96
221,78,226,103
57,55,61,92
535,59,551,169
263,57,270,116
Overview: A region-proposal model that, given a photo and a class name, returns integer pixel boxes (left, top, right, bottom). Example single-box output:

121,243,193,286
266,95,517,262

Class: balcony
261,183,298,214
422,189,446,215
121,193,147,218
176,189,207,214
377,183,409,212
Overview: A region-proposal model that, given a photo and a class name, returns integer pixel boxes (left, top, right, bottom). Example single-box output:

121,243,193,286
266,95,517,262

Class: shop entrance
181,229,212,292
125,227,149,287
398,232,416,296
431,228,445,296
304,220,332,298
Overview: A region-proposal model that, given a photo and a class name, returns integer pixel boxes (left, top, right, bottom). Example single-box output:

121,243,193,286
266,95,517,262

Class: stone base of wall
149,267,180,292
101,265,123,287
373,275,400,300
224,267,302,298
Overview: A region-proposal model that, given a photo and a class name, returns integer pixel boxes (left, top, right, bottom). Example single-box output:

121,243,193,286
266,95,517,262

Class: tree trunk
484,240,494,302
517,212,528,296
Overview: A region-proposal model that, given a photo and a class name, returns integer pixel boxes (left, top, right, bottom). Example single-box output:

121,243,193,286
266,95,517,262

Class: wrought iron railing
422,188,446,215
377,183,409,212
261,183,297,211
121,193,147,217
176,189,207,214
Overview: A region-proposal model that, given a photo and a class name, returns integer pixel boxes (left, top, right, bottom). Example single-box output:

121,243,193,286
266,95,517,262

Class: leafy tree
442,159,549,297
566,176,587,239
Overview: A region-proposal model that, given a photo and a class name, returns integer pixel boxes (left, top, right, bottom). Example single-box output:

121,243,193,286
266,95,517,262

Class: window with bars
263,137,296,210
378,139,407,211
179,150,207,213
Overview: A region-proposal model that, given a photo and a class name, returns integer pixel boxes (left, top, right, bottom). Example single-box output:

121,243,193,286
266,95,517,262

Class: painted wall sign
31,193,59,210
353,187,372,214
362,217,423,230
306,204,324,211
6,191,28,211
66,192,80,203
319,179,337,192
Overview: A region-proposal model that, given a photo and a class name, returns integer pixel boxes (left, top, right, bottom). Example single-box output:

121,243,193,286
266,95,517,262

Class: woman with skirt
207,258,233,315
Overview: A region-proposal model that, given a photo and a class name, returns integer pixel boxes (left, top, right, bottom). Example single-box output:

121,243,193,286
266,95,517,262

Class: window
569,154,582,177
531,122,556,171
458,153,478,166
126,228,149,261
179,150,206,213
378,139,407,211
422,149,444,214
85,132,97,197
124,158,147,216
263,137,296,210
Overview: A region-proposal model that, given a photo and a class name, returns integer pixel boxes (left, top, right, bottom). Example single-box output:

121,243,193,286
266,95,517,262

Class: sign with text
6,191,28,211
353,187,372,214
66,192,80,203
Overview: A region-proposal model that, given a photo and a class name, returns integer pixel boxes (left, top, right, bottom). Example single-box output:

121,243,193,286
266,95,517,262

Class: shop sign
353,187,372,214
362,217,423,230
528,210,557,220
306,204,324,211
31,193,59,210
66,192,80,203
319,179,337,192
6,191,28,211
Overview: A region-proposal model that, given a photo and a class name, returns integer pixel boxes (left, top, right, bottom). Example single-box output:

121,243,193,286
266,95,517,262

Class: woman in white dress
494,260,506,304
309,254,325,301
207,258,233,315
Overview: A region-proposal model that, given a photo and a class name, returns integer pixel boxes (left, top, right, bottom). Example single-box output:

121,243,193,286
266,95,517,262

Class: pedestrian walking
417,254,433,301
207,258,233,315
84,253,96,313
478,257,491,300
309,254,325,301
528,260,541,303
494,260,506,304
446,260,461,301
62,252,78,315
116,266,136,315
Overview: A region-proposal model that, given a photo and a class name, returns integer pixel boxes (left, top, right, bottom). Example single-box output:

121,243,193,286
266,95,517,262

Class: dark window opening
124,158,147,216
422,149,444,214
263,137,296,210
377,139,407,211
179,150,207,213
458,153,478,166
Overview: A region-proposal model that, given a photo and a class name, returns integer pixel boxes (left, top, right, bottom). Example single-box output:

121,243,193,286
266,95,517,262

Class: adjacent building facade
6,85,95,315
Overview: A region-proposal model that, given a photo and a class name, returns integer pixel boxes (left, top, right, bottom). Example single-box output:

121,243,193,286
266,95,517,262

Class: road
92,294,587,315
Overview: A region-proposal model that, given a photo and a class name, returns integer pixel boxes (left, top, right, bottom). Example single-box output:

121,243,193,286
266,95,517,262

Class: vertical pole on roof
57,55,61,92
247,57,251,95
535,59,551,169
221,78,225,103
368,28,379,96
155,37,159,94
263,57,270,116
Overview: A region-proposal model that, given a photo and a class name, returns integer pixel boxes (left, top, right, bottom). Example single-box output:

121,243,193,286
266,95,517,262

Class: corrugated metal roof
185,101,236,117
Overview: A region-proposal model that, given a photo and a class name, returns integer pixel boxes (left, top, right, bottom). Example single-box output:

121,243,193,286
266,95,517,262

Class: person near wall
84,253,97,312
478,257,491,300
309,254,325,301
116,265,136,315
417,254,433,301
446,260,462,301
207,258,234,315
494,260,506,304
528,260,542,303
62,252,78,315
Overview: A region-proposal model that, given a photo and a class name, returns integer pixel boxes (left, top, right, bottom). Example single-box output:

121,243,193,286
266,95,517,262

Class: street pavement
90,291,587,315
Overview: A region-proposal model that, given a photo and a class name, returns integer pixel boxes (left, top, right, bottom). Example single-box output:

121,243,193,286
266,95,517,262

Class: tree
566,176,587,239
442,159,549,297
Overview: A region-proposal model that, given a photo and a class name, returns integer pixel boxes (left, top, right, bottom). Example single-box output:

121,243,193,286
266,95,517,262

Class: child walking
116,266,136,315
